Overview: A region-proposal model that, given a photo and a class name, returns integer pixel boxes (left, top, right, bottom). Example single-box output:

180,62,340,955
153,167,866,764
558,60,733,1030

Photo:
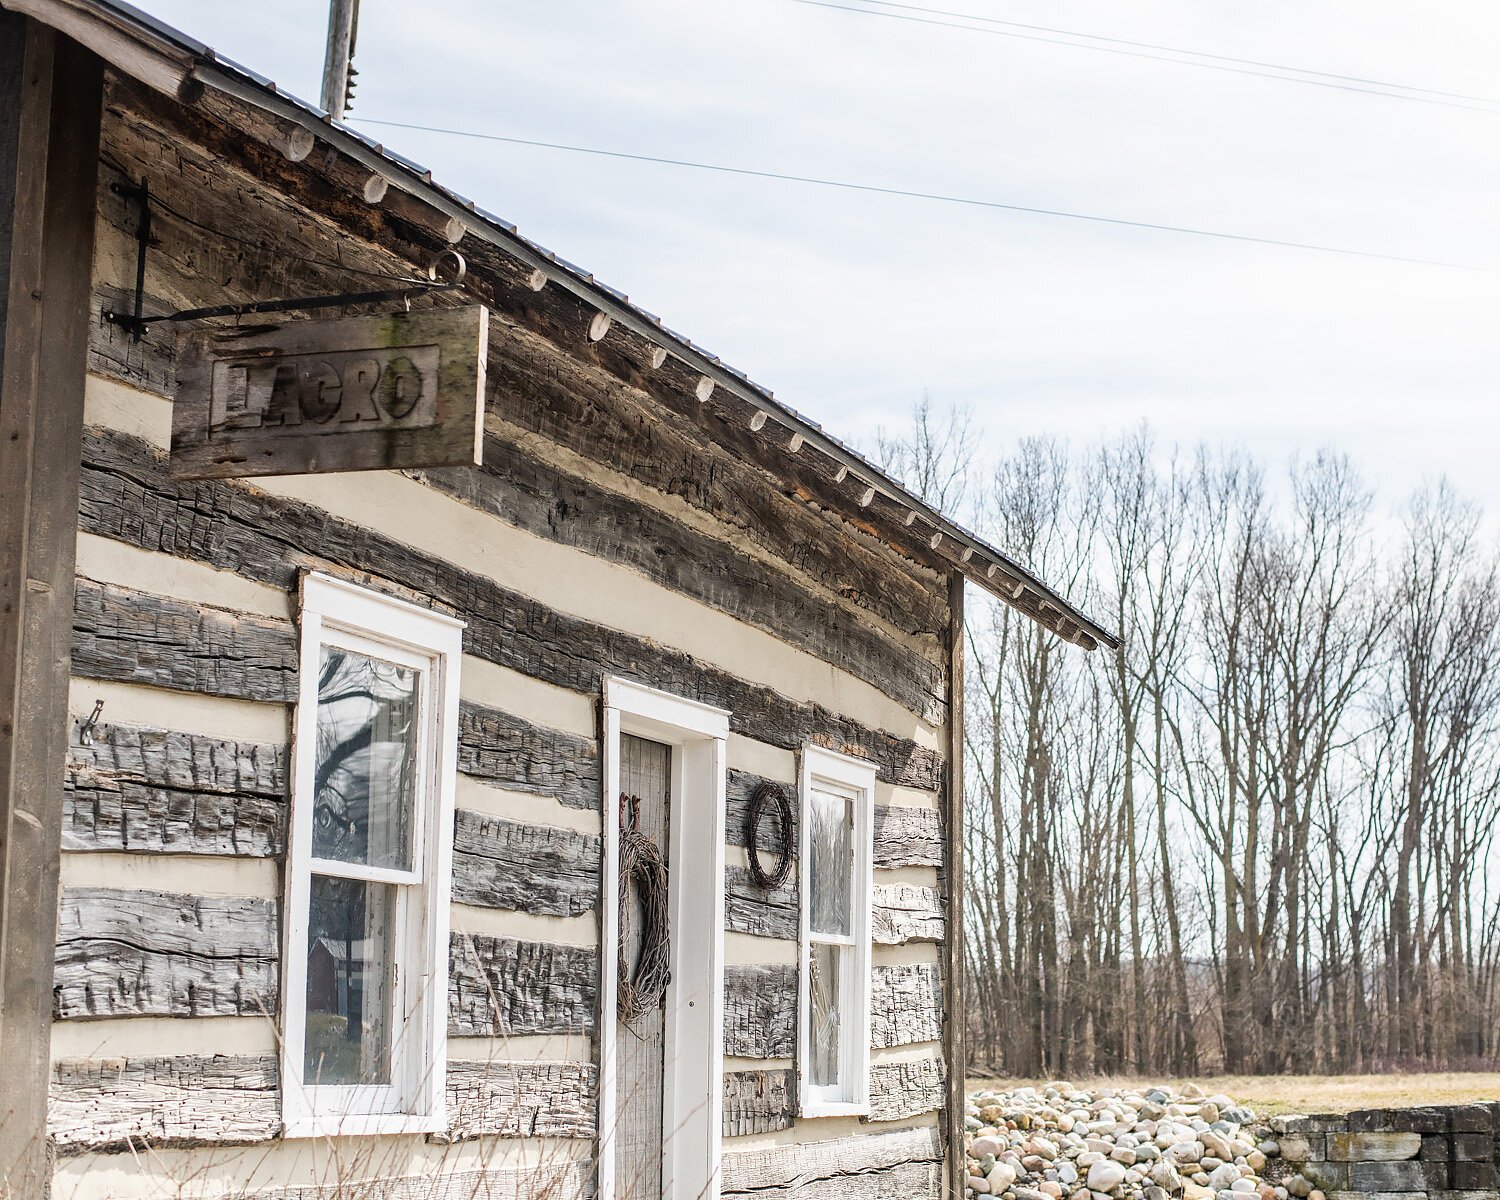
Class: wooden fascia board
0,0,197,99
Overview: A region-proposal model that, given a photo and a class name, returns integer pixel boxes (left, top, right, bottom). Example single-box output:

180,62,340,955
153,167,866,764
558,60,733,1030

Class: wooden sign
170,306,488,479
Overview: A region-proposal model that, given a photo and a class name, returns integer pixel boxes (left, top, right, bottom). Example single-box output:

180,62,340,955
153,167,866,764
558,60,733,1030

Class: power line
857,0,1499,104
787,0,1500,114
353,118,1496,273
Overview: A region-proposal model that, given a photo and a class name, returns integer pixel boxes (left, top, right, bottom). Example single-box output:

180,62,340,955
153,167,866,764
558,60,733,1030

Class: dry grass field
966,1073,1500,1116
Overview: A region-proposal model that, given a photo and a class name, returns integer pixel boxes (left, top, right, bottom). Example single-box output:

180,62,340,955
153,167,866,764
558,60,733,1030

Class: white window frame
598,677,728,1200
797,744,876,1118
281,572,463,1139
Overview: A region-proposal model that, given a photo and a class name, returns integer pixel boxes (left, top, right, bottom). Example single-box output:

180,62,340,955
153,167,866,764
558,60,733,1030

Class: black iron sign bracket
102,179,466,341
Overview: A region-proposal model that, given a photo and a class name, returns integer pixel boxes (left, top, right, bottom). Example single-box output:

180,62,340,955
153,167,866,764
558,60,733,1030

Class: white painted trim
599,677,726,1200
280,572,462,1139
603,676,730,740
797,744,877,1119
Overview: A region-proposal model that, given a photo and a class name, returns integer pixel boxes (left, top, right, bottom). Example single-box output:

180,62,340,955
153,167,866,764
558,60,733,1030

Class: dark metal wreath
617,793,671,1022
746,781,795,890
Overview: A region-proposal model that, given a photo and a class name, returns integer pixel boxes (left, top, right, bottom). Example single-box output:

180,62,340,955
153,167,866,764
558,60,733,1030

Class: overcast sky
138,0,1500,517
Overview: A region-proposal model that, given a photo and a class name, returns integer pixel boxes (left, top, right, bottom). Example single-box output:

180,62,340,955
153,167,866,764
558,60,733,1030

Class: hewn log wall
44,68,957,1200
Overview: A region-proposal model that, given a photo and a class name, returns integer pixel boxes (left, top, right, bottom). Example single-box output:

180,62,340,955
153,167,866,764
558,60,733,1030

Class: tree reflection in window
313,646,419,870
304,874,395,1086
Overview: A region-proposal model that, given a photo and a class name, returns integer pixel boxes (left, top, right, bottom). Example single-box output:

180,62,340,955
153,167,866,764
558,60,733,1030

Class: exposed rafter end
833,465,849,484
749,410,768,432
788,432,804,453
695,376,714,403
361,173,389,204
649,346,668,369
271,125,315,163
857,484,876,507
588,312,611,342
527,268,548,292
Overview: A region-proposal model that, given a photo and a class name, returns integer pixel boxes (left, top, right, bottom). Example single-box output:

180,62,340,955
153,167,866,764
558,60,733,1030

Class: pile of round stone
965,1084,1296,1200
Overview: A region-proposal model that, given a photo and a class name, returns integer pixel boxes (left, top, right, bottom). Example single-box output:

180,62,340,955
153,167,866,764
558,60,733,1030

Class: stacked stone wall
1264,1104,1500,1200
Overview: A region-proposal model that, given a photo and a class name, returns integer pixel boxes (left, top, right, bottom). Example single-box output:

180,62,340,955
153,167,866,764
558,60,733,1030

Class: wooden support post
942,571,968,1199
0,15,102,1195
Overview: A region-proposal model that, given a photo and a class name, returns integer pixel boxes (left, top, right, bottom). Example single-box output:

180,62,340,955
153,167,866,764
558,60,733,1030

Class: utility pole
320,0,359,120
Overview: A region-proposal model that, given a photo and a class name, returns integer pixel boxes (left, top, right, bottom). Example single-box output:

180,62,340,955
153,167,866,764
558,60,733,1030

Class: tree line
877,401,1500,1076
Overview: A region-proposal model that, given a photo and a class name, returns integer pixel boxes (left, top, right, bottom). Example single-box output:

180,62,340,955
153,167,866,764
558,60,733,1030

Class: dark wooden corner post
0,13,102,1196
943,571,967,1198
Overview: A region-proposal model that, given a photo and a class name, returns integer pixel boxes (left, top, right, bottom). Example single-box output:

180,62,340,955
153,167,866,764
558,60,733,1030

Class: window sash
313,626,432,879
798,746,875,1118
282,573,462,1138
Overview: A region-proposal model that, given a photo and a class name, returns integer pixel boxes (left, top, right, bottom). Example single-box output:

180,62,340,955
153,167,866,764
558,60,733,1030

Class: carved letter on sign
170,306,489,479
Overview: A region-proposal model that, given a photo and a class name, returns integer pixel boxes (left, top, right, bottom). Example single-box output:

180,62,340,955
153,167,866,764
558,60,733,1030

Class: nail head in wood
588,312,611,342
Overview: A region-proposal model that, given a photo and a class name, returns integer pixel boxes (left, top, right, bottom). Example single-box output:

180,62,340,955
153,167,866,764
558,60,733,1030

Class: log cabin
0,2,1117,1198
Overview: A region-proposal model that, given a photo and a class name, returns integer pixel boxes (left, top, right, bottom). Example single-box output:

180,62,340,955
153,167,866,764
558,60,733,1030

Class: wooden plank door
615,734,671,1200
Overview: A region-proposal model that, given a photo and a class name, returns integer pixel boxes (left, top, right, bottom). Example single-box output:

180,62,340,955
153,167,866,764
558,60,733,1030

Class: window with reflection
799,745,876,1116
283,574,463,1137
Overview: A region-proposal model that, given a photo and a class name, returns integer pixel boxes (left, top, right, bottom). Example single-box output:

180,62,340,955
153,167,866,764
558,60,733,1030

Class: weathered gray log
869,1056,946,1121
724,1068,796,1137
724,964,796,1059
448,931,597,1037
63,719,286,856
720,1125,943,1195
872,884,945,945
872,804,943,870
418,433,944,723
63,708,592,860
726,1159,942,1199
476,317,951,643
457,702,600,811
54,887,278,1019
438,1059,597,1142
871,962,943,1049
220,1165,593,1200
451,809,601,918
724,864,798,942
76,429,942,789
72,578,298,703
50,1055,279,1153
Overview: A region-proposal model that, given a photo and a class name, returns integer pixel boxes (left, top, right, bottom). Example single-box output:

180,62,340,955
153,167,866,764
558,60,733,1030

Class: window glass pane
314,645,420,870
304,874,396,1087
809,788,853,936
809,941,843,1089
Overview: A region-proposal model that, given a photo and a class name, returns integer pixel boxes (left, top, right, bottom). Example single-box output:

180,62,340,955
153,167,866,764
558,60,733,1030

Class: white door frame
600,677,728,1200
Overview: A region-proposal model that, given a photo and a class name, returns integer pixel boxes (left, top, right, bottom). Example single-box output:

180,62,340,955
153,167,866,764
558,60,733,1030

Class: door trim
600,677,728,1200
